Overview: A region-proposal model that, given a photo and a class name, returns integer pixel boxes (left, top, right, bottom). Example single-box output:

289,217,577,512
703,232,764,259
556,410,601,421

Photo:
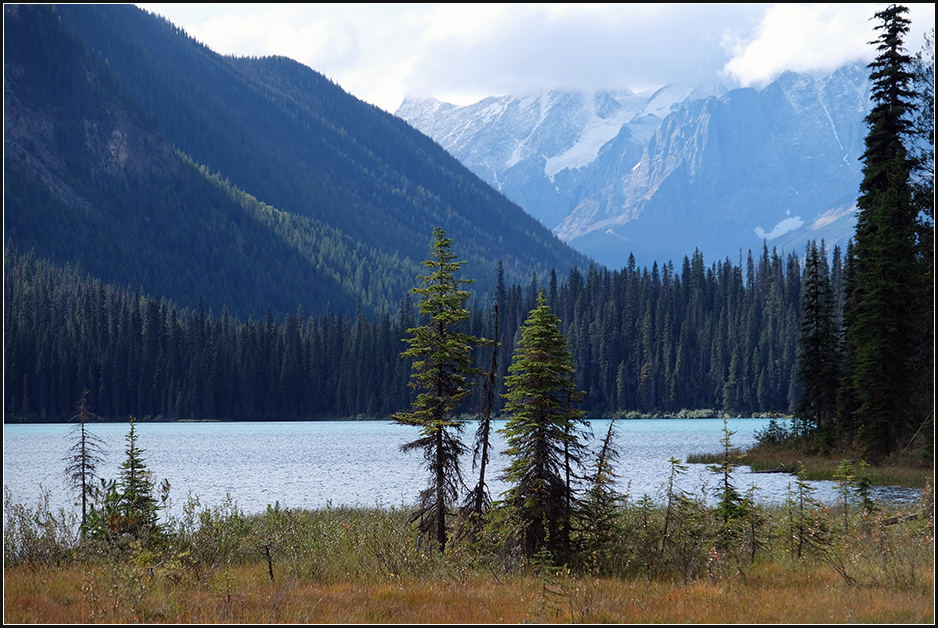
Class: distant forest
5,240,821,422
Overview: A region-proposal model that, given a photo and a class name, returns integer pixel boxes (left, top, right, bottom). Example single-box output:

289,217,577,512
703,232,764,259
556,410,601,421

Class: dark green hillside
3,4,409,318
39,4,588,316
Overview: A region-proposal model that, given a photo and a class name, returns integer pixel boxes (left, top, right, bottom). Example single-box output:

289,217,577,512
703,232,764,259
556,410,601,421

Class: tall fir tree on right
841,4,933,462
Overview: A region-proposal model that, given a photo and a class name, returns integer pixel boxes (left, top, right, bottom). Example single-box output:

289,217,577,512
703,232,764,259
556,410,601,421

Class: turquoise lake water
3,418,921,518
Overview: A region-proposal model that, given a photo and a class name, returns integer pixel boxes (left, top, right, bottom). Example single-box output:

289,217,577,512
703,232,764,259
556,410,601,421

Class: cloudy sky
137,3,934,113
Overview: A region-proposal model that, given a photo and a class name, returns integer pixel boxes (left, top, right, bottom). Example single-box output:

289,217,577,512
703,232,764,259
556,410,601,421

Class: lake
2,418,922,519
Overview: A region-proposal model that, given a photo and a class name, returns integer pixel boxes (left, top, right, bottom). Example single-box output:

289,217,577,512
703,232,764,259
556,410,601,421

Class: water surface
3,418,921,518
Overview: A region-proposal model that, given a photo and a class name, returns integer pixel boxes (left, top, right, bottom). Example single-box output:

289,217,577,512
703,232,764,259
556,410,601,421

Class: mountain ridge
4,4,591,320
397,63,871,268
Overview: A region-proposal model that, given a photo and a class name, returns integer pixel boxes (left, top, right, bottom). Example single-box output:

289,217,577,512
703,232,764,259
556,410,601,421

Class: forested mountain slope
4,4,589,321
4,5,363,318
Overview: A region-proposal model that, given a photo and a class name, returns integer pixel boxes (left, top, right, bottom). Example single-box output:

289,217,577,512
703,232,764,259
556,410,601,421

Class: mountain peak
397,67,870,268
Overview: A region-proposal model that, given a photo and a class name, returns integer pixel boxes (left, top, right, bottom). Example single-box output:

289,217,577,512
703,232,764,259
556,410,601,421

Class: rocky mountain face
397,64,871,268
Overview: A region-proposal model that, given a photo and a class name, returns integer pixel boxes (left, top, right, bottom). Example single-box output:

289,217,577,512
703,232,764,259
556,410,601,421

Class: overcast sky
137,3,934,113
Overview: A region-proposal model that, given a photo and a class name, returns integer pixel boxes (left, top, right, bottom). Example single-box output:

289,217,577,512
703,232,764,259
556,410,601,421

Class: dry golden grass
5,560,933,624
5,465,932,624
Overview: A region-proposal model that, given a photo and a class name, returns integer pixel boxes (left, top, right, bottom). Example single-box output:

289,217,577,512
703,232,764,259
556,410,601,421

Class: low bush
3,486,79,567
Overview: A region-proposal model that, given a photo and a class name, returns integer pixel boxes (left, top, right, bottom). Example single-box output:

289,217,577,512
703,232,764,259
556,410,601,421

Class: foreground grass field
3,560,934,623
4,480,934,624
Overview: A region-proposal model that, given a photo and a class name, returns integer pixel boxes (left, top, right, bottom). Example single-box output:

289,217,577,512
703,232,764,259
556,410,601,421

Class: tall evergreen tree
499,292,586,560
795,241,841,441
392,227,480,554
910,27,934,220
842,4,926,461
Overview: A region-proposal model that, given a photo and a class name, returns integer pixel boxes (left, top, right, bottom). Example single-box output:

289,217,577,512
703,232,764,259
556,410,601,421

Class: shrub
754,418,791,446
171,493,251,580
3,486,79,567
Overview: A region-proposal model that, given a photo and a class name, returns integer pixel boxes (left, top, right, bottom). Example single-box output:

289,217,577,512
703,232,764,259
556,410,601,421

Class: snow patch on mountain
754,216,805,240
811,204,856,230
544,108,631,177
479,98,511,124
541,86,728,179
641,83,727,117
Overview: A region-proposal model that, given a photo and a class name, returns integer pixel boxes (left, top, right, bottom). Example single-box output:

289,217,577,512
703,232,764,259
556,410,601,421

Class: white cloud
137,3,935,113
723,4,879,86
724,3,935,86
399,4,765,104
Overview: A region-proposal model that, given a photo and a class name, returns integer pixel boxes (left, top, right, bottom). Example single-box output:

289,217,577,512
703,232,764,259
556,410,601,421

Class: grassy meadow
4,470,934,624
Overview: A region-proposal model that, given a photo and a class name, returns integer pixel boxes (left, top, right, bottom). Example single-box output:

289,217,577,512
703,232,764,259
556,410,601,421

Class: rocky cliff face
398,63,871,267
4,6,179,217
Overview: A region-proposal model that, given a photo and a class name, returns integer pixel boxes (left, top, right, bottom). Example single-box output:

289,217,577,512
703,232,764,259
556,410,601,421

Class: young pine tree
84,416,166,548
708,418,746,538
462,302,499,527
392,226,481,554
116,417,162,539
499,292,587,560
833,459,856,533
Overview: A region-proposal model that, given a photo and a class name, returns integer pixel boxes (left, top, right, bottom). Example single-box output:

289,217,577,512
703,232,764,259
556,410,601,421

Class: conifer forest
5,241,811,425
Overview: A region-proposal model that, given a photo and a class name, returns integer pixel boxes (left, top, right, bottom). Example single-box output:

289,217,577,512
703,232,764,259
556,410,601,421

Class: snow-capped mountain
397,63,871,268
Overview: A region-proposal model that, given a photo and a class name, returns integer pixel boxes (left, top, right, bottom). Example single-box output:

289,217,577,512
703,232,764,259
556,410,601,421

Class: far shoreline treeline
6,240,813,425
1,411,787,425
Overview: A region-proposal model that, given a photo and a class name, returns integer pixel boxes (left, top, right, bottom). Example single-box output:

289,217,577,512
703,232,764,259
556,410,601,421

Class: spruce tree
499,292,586,560
795,240,841,441
84,416,165,546
707,418,746,550
842,4,925,461
392,227,480,554
910,27,934,220
116,416,161,538
577,419,623,568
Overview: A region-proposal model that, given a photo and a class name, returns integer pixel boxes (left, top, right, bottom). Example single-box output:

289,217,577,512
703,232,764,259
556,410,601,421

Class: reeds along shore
4,478,934,624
